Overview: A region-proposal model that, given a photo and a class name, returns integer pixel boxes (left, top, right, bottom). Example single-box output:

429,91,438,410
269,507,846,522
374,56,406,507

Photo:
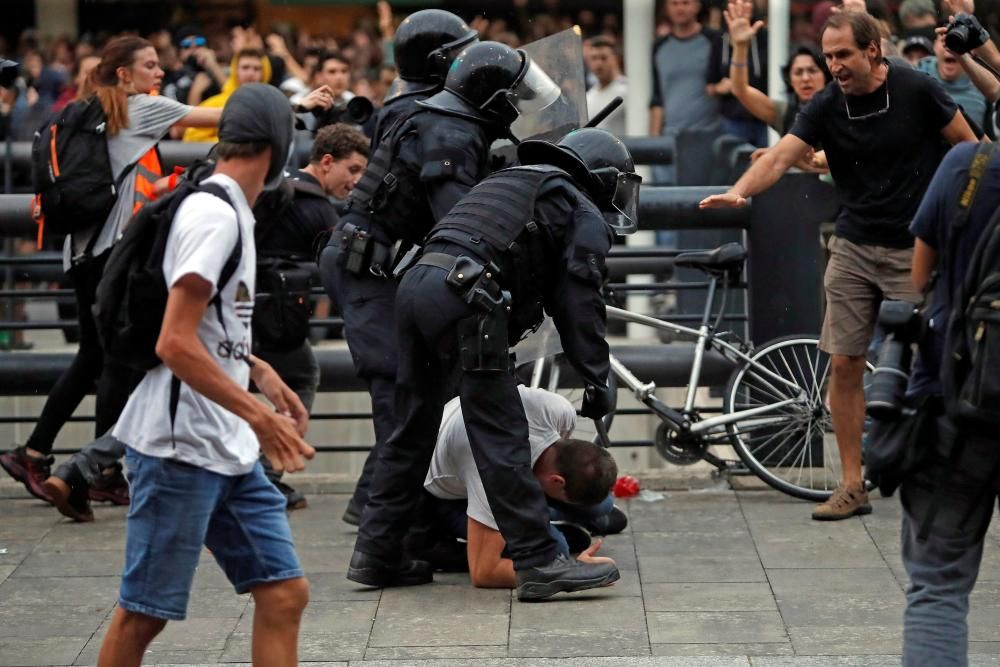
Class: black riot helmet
417,41,561,136
518,128,641,235
394,10,478,84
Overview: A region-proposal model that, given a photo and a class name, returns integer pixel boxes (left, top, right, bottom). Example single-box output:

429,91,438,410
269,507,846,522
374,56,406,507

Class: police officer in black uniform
346,128,641,600
372,9,478,148
319,41,561,526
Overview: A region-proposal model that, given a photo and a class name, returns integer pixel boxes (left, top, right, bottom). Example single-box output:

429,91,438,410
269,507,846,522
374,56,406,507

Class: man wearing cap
97,84,315,667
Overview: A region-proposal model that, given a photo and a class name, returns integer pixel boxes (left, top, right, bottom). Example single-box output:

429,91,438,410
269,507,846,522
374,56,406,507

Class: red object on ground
613,475,640,498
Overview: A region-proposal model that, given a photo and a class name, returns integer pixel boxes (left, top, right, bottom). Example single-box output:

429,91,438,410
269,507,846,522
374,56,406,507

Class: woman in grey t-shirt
1,36,221,514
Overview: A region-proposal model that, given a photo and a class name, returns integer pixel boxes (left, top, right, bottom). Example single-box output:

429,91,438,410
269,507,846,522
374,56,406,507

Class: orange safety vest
132,147,163,216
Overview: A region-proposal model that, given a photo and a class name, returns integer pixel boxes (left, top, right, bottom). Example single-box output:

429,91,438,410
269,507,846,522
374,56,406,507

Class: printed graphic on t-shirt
235,280,253,328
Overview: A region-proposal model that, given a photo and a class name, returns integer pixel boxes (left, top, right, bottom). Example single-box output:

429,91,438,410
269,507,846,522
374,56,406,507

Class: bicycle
519,242,873,502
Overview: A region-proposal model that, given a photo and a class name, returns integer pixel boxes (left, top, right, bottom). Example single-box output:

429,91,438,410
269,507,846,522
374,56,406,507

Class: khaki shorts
819,235,921,357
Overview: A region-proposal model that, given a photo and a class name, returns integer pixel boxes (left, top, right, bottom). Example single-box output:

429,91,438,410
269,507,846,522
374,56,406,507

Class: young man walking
97,84,314,667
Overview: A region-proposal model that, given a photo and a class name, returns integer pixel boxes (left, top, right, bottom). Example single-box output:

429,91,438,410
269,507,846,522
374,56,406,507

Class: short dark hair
235,47,264,62
589,36,618,52
309,123,370,163
552,439,618,506
822,11,884,61
215,140,271,160
319,50,350,70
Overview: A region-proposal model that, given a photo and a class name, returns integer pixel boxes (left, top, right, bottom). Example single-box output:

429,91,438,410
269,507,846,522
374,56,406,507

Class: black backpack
250,177,328,351
940,197,1000,435
31,97,129,237
93,181,242,371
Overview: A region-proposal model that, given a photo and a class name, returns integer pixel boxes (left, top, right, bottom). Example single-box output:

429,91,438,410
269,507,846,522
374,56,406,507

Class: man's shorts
118,447,303,621
819,235,921,357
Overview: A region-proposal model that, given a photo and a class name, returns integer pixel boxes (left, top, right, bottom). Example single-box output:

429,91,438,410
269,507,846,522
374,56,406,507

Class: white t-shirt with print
424,386,577,530
113,173,259,476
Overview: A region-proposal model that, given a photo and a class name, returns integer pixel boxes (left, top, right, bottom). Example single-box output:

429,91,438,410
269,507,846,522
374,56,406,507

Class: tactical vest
428,164,571,339
343,110,431,244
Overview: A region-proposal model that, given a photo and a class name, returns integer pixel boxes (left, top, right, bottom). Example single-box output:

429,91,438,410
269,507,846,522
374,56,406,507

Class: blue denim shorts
118,447,303,620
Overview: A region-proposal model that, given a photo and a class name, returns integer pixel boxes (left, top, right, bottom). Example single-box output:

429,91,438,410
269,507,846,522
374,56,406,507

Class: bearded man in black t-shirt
701,9,977,521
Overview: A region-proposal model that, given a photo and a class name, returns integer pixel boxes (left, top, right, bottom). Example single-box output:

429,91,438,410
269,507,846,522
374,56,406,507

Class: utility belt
336,222,420,280
417,252,513,372
417,252,509,314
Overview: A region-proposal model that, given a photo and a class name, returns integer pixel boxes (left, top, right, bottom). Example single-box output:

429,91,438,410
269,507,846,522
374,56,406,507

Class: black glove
581,383,613,419
945,13,991,54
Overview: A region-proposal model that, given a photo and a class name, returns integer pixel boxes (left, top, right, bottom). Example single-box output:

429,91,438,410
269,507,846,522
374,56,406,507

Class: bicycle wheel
724,335,870,501
521,353,617,446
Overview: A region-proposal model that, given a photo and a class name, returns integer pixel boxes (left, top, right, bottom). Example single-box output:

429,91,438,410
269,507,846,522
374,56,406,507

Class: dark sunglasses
180,36,206,49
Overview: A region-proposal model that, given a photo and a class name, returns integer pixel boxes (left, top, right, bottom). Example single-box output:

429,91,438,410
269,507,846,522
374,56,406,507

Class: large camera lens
866,337,912,420
945,23,971,53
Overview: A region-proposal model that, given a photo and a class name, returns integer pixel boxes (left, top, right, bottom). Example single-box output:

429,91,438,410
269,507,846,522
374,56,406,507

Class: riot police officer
372,9,478,148
346,128,641,600
319,41,561,526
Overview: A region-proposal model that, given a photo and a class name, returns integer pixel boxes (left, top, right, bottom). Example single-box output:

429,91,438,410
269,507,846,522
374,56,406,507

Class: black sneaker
347,550,433,587
584,506,629,536
272,480,307,511
42,465,94,523
342,497,362,526
552,522,592,554
515,553,620,602
89,463,130,506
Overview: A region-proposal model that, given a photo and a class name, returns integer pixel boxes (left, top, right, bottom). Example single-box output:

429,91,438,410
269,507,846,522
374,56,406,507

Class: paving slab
11,548,126,578
652,643,794,657
509,595,649,658
0,636,90,667
644,582,777,612
4,489,1000,664
767,568,905,626
647,611,787,645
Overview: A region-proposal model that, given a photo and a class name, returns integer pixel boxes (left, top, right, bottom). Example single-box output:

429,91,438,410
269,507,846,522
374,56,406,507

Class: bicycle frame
605,278,810,437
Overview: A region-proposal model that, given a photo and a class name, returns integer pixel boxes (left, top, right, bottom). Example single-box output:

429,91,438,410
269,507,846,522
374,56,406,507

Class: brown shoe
811,483,872,521
0,445,54,503
42,476,94,523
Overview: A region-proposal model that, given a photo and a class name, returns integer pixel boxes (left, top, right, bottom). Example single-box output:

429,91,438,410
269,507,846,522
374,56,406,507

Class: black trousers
27,251,137,455
318,242,399,510
354,264,557,570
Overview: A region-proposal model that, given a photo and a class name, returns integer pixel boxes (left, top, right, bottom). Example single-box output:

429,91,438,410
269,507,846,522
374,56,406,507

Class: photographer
893,139,1000,664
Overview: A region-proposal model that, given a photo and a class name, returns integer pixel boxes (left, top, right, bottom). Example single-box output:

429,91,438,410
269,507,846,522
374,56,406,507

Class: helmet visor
509,59,561,115
606,172,641,235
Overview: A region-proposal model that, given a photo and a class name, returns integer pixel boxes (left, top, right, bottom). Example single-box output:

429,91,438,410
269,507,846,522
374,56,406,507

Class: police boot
347,550,433,588
515,553,620,602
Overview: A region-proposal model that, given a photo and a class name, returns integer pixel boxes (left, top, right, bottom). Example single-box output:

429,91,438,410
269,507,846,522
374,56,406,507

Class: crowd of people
1,0,1000,664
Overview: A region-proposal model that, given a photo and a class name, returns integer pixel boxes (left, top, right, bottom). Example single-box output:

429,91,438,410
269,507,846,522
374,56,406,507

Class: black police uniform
319,109,494,515
354,165,614,568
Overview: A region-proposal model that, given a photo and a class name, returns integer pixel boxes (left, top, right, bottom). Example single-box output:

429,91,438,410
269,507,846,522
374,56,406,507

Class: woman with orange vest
1,36,222,513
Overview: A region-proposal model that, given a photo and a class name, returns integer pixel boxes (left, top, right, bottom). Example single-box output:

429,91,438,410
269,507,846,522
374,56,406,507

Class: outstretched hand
576,538,617,566
699,191,748,209
725,0,765,45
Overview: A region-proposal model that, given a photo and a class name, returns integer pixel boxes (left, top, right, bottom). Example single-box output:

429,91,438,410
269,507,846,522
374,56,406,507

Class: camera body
311,96,374,130
945,13,991,54
866,300,924,420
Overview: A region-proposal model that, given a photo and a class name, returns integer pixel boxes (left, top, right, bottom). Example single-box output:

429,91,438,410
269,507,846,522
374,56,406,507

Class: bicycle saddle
674,243,747,276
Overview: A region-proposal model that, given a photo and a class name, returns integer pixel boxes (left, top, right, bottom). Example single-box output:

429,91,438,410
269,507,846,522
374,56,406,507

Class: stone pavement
3,486,1000,666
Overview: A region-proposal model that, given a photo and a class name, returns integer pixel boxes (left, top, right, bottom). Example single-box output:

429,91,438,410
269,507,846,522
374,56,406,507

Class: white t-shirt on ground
424,386,577,530
113,173,259,476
